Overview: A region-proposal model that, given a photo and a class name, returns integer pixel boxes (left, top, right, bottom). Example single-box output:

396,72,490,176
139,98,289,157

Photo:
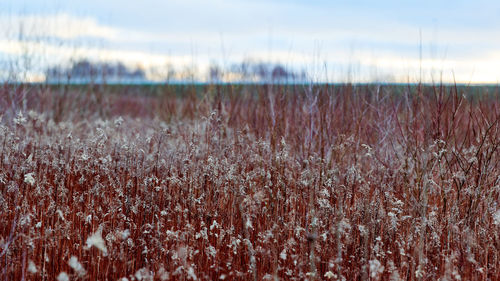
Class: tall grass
0,83,499,280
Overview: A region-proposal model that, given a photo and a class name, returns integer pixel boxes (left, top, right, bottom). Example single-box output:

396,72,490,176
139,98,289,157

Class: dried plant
0,83,499,280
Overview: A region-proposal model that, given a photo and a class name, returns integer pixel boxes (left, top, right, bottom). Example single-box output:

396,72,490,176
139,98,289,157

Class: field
0,83,499,280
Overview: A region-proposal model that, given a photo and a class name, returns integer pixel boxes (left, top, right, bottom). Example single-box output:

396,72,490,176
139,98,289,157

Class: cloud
0,38,195,78
2,36,500,83
0,13,119,40
1,8,500,83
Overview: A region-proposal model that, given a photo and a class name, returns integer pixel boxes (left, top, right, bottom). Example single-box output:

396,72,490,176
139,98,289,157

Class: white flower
115,116,124,127
369,259,384,278
361,143,373,156
14,111,27,125
57,272,69,281
324,271,336,279
85,214,92,224
415,264,425,278
338,218,351,233
158,267,170,281
135,268,153,281
280,249,287,260
120,229,131,240
24,173,35,185
187,266,197,280
210,220,219,231
68,256,86,276
86,227,108,255
27,260,37,273
245,217,253,230
56,210,65,221
262,274,274,280
206,246,217,258
493,209,500,225
81,153,90,161
358,225,368,236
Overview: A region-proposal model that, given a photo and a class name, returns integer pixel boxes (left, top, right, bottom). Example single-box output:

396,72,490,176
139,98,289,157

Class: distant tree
45,60,146,83
271,65,289,80
229,60,302,82
209,64,222,82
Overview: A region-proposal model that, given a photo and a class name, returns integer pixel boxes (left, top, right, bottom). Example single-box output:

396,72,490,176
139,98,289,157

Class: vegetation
0,83,499,280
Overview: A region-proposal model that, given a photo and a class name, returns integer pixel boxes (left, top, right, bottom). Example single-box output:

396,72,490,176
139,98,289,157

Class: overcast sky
1,0,500,82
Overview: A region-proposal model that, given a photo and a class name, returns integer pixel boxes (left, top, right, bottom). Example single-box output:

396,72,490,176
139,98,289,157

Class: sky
1,0,500,83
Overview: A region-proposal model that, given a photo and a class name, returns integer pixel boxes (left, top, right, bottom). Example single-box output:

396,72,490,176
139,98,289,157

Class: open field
1,83,499,280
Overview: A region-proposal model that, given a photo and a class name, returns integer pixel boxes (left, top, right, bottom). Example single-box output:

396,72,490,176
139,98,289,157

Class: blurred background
1,0,500,84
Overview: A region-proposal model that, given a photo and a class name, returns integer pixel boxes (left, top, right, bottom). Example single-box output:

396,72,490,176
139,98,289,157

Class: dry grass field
0,83,499,280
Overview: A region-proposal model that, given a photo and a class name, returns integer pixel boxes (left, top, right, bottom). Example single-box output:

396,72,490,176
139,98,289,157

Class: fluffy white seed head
68,256,86,276
86,227,108,255
27,260,37,273
57,272,69,281
24,173,35,185
493,209,500,225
